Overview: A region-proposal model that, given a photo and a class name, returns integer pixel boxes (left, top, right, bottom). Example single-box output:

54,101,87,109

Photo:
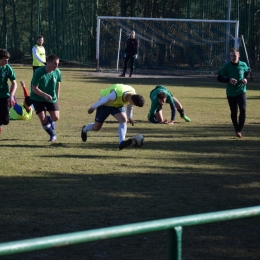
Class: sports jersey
100,84,135,107
148,85,174,115
0,64,16,98
30,66,61,103
10,104,33,120
32,45,46,66
218,61,250,97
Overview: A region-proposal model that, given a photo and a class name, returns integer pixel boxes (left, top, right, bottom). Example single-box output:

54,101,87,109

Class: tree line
0,0,259,68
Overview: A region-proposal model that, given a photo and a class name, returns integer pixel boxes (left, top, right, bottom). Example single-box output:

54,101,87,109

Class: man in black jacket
119,30,138,78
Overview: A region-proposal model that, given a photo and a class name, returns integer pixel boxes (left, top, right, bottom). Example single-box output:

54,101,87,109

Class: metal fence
0,0,260,70
0,206,260,259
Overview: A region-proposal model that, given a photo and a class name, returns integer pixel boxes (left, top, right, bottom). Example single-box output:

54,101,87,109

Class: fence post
167,226,183,260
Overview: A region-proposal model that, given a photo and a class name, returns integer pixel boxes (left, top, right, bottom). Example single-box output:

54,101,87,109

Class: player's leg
227,96,239,136
33,101,57,141
0,98,10,133
113,107,132,150
155,108,164,122
129,56,135,77
236,93,246,137
81,106,109,142
119,56,129,77
172,96,191,122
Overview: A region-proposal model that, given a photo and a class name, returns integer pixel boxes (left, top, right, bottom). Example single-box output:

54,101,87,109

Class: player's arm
32,46,46,64
56,82,61,99
169,103,176,124
32,85,52,101
126,104,134,125
217,74,230,83
9,79,17,107
88,91,116,114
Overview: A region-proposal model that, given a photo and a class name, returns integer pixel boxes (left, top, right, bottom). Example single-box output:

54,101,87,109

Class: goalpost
96,16,239,75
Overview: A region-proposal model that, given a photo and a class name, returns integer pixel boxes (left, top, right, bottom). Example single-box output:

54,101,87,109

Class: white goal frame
96,16,239,72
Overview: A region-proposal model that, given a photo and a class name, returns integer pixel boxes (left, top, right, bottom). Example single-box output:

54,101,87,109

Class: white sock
83,123,94,133
118,123,127,143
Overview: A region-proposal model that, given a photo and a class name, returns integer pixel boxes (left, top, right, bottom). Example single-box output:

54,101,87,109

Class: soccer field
1,66,260,260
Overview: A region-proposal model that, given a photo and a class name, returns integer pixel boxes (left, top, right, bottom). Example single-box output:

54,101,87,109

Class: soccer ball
132,134,144,147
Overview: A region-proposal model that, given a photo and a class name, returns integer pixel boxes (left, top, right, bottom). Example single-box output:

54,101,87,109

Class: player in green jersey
217,48,250,138
0,49,17,134
30,54,62,142
147,85,191,124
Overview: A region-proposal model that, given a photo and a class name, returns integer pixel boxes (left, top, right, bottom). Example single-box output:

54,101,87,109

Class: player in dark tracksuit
217,48,250,138
119,30,138,78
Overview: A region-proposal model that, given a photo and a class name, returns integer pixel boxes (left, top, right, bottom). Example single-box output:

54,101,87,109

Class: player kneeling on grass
147,85,191,124
81,84,145,150
10,81,33,120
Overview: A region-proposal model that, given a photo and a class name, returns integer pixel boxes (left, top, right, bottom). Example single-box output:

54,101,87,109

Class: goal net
96,16,239,75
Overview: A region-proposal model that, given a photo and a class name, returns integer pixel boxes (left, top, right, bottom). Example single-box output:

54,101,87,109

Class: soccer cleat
81,126,87,142
49,134,57,142
47,115,55,130
119,138,133,150
181,115,191,122
118,73,125,77
0,126,2,134
236,132,242,138
129,74,132,78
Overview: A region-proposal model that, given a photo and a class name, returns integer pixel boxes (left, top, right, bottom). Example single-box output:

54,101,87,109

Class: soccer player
32,35,46,73
119,30,138,78
81,83,145,150
217,48,250,138
30,54,61,142
10,81,33,120
148,85,191,124
0,49,17,134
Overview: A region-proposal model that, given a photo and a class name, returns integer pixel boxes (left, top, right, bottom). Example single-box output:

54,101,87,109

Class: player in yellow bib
81,84,145,150
32,35,46,73
10,81,33,120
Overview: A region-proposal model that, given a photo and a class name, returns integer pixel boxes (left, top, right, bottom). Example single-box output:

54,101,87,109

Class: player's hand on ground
168,120,174,125
88,107,94,114
128,118,135,126
160,119,168,124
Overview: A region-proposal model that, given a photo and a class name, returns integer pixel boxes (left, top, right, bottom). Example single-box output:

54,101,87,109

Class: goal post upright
96,17,101,70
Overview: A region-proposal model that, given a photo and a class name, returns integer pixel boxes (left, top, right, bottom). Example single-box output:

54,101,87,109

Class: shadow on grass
1,124,260,259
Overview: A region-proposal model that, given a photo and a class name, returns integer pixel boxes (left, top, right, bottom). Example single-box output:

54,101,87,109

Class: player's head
131,94,145,107
0,49,10,66
36,35,44,46
46,54,59,71
157,92,167,105
230,48,240,64
130,30,136,39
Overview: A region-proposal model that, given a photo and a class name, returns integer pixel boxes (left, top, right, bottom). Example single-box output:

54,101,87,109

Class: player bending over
148,85,191,124
81,83,145,150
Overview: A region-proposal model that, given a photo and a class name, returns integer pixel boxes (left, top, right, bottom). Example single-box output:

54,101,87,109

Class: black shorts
31,100,59,114
0,98,9,125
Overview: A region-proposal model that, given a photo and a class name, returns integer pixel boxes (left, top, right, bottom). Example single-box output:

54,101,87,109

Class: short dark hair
131,94,145,107
46,54,59,62
157,92,167,99
0,49,10,59
230,48,239,53
37,35,44,40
